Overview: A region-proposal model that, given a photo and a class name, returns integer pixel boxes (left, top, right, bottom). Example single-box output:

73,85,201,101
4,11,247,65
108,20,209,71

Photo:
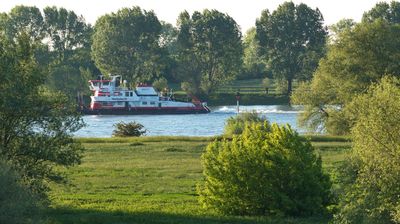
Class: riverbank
46,135,350,224
174,93,290,106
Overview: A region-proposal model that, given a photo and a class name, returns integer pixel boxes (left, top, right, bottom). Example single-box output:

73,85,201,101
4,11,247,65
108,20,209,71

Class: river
74,105,304,137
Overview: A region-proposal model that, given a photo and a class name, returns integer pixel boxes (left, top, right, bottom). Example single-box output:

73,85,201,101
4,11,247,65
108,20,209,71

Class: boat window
103,82,109,86
130,92,133,97
142,102,147,105
125,92,129,96
150,102,155,105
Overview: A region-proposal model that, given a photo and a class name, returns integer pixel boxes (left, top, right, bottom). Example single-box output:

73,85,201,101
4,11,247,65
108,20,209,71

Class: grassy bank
171,78,291,106
46,136,350,224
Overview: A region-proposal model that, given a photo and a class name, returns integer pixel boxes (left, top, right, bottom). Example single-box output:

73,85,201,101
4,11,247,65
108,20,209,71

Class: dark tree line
0,2,328,98
0,6,99,99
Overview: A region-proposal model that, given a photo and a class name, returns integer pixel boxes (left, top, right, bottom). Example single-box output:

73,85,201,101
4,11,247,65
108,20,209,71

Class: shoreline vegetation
2,1,399,223
46,135,350,224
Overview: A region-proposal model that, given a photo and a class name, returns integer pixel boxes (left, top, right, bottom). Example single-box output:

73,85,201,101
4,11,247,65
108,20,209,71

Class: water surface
75,105,303,137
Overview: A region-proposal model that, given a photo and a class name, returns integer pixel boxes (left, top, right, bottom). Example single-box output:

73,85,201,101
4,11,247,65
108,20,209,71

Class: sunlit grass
47,135,348,224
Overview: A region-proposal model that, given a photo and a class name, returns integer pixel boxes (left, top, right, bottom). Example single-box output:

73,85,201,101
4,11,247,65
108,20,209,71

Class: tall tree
328,18,356,43
42,6,96,98
256,2,327,95
0,33,84,195
240,27,268,79
362,1,400,24
43,6,91,59
3,5,44,43
176,9,243,95
92,6,163,83
334,77,400,223
158,21,179,82
292,20,400,134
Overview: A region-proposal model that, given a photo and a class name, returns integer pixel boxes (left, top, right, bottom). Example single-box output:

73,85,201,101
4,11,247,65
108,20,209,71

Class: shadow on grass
44,207,330,224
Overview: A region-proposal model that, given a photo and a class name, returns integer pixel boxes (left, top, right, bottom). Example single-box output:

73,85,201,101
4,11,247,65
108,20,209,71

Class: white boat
81,75,210,115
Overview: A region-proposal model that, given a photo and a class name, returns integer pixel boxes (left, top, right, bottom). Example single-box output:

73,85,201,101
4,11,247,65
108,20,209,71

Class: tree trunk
287,78,293,96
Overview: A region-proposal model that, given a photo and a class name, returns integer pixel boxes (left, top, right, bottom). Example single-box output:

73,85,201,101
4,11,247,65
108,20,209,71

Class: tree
240,27,268,79
199,122,331,216
334,76,400,223
328,18,356,43
0,160,42,224
223,111,267,137
292,20,400,134
0,34,84,195
362,1,400,24
158,21,179,82
256,2,327,95
175,10,243,95
41,6,97,98
92,6,163,83
2,5,44,43
44,6,91,59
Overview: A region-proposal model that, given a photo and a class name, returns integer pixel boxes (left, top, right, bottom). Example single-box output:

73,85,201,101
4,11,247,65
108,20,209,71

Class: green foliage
362,1,400,24
175,10,243,95
240,27,268,79
43,6,92,57
47,136,345,224
0,34,84,195
334,77,400,224
0,160,42,224
180,81,198,95
1,5,97,100
152,77,168,92
3,5,44,43
92,6,163,83
112,122,146,137
262,77,271,88
292,20,400,135
223,111,268,136
328,19,356,43
256,2,327,95
199,123,332,216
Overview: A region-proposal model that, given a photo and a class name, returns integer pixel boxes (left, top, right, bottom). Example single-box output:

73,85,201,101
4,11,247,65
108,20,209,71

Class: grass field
46,136,351,224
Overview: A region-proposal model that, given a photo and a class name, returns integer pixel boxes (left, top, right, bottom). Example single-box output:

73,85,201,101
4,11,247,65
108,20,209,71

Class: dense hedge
198,122,332,216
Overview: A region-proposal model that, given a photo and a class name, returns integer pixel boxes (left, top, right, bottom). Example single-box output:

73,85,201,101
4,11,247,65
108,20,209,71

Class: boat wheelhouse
82,75,210,115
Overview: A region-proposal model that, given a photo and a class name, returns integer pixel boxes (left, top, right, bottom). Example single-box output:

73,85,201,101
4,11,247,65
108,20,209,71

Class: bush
199,122,332,216
334,77,400,223
152,77,168,92
112,122,146,137
223,111,267,136
0,161,42,224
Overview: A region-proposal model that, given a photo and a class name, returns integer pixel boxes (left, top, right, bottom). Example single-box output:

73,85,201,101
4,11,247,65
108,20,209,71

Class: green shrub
334,77,400,224
0,161,42,224
223,111,267,136
112,122,146,137
152,77,168,92
199,122,332,216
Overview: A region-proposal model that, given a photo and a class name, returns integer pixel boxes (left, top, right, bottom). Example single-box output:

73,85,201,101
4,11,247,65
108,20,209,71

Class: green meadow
46,136,350,224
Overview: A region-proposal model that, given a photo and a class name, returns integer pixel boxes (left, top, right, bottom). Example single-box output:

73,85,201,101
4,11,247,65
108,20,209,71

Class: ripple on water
74,105,304,137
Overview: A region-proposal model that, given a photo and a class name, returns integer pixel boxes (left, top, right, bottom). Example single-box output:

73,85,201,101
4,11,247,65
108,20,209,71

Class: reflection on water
74,105,304,137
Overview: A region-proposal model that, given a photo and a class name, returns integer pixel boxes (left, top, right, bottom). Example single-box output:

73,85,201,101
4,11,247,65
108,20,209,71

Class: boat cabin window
150,102,155,105
130,92,133,97
102,82,109,86
142,102,147,105
125,92,129,97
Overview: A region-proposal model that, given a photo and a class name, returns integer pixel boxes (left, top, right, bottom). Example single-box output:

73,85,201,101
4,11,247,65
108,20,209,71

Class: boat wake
211,105,301,114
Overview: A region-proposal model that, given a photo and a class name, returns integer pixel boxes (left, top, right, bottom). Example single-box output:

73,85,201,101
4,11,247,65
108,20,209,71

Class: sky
0,0,394,32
